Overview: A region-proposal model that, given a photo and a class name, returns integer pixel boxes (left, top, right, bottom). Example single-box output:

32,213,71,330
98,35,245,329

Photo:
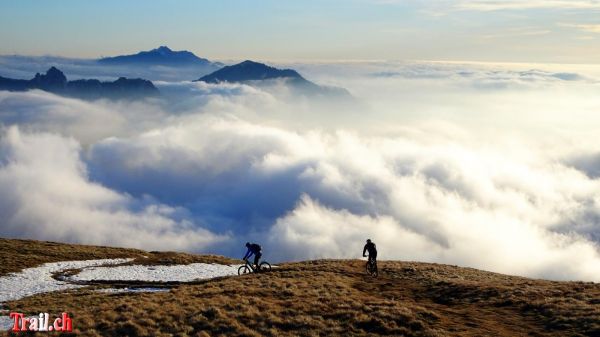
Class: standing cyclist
363,239,377,264
242,242,262,269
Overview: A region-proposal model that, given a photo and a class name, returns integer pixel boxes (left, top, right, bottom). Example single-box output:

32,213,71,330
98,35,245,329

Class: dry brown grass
0,238,145,276
1,239,599,336
128,251,238,266
0,238,237,277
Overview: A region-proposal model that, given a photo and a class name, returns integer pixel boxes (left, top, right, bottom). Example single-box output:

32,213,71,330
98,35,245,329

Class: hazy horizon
2,0,600,63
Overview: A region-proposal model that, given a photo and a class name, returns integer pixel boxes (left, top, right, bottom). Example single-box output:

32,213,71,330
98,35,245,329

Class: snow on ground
71,263,241,282
0,258,132,330
0,316,14,331
0,259,246,330
96,287,171,294
0,258,132,304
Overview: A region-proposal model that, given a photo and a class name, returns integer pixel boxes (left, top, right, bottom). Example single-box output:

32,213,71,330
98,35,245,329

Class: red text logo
9,312,72,332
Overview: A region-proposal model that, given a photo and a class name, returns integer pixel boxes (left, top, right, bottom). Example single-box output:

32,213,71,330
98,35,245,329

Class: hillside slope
1,239,598,336
0,238,234,277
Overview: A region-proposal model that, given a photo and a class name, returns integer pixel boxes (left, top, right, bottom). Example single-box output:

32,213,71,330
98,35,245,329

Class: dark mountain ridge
196,60,351,98
198,60,303,83
0,67,159,100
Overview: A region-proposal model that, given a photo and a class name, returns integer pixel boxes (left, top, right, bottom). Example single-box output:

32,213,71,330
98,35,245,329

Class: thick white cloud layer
269,196,600,281
1,61,600,281
87,116,600,281
0,127,228,250
0,90,171,145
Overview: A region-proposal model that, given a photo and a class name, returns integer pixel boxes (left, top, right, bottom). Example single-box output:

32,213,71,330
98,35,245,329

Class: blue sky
1,0,599,62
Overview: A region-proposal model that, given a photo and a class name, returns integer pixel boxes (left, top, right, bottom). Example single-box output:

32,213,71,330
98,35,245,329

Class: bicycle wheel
238,265,251,275
259,261,271,272
366,261,378,277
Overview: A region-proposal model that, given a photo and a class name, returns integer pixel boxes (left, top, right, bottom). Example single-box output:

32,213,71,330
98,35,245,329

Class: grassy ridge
0,238,238,277
0,238,145,276
1,239,599,336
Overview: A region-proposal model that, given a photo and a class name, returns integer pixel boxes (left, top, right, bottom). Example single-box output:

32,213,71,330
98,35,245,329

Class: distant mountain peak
238,60,262,66
46,66,64,76
30,67,67,90
197,60,303,83
196,60,352,99
151,46,173,56
98,46,214,67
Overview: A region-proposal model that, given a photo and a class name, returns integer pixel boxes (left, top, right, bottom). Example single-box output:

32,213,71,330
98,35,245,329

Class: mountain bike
238,258,272,275
365,257,378,277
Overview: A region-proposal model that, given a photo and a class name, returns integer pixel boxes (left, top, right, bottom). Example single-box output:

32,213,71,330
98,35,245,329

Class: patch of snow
0,259,132,304
96,287,170,294
0,316,14,331
71,263,241,282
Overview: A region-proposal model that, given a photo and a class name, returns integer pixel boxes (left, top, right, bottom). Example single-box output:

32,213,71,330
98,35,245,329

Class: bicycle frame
365,256,378,276
243,258,258,272
239,258,271,275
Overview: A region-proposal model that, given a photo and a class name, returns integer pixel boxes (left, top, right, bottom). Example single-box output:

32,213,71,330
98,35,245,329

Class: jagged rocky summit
0,67,159,100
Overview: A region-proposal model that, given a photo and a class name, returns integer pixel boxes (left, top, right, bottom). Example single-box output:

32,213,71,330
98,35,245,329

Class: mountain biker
363,239,377,264
242,242,262,269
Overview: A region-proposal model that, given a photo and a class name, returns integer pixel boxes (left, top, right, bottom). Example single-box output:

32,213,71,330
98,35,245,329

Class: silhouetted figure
363,239,377,264
243,242,262,269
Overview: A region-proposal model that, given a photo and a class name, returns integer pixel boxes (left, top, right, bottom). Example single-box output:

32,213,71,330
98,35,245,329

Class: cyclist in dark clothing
363,239,377,263
242,242,262,269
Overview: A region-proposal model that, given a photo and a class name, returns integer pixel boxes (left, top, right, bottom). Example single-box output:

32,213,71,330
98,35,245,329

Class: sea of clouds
1,59,600,281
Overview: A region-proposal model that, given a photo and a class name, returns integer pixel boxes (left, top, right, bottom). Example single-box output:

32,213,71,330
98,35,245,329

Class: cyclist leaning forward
243,242,262,269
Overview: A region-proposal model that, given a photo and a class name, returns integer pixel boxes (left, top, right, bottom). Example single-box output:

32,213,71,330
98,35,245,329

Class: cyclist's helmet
245,242,250,247
366,239,371,243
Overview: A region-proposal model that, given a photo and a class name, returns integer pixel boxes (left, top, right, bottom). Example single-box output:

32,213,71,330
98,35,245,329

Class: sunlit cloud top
456,0,600,11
